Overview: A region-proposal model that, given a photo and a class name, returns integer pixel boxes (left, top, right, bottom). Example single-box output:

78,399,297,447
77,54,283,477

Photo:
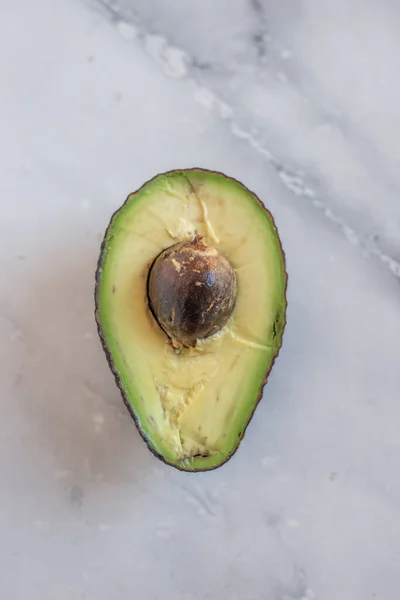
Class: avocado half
95,169,287,472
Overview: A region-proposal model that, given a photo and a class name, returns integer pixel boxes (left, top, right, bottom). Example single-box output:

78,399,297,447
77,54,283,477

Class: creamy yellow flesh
97,171,286,470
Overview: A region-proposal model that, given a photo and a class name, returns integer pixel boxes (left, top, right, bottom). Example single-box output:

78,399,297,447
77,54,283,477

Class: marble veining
88,0,400,280
1,0,400,598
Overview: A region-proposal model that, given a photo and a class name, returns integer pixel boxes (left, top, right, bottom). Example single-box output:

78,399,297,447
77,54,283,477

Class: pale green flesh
96,170,286,471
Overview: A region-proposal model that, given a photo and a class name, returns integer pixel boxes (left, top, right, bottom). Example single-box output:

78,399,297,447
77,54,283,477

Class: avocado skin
94,168,288,472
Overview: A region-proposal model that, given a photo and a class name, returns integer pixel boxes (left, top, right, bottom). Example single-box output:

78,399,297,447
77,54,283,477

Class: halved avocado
95,169,287,472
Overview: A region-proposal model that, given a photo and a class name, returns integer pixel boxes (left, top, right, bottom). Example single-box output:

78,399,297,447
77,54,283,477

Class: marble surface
1,1,400,598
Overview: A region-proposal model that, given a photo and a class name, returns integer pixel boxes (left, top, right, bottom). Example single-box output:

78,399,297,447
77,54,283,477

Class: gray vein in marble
249,0,269,59
91,0,133,22
86,0,400,281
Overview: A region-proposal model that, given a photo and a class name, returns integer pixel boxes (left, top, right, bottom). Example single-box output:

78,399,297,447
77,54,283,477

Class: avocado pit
148,236,237,347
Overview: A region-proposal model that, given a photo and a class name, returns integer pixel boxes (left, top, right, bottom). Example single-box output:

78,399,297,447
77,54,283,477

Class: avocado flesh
96,169,287,471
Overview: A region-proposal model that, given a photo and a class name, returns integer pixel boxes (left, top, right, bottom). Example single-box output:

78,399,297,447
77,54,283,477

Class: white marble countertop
1,1,400,598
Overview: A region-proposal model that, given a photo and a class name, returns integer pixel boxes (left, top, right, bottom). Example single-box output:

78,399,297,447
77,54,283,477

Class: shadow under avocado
15,240,157,490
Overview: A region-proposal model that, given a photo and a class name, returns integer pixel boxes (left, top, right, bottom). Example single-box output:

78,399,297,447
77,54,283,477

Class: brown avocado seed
148,236,237,347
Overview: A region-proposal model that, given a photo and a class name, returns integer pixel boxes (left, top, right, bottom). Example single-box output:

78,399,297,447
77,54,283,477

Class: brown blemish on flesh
112,285,116,294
